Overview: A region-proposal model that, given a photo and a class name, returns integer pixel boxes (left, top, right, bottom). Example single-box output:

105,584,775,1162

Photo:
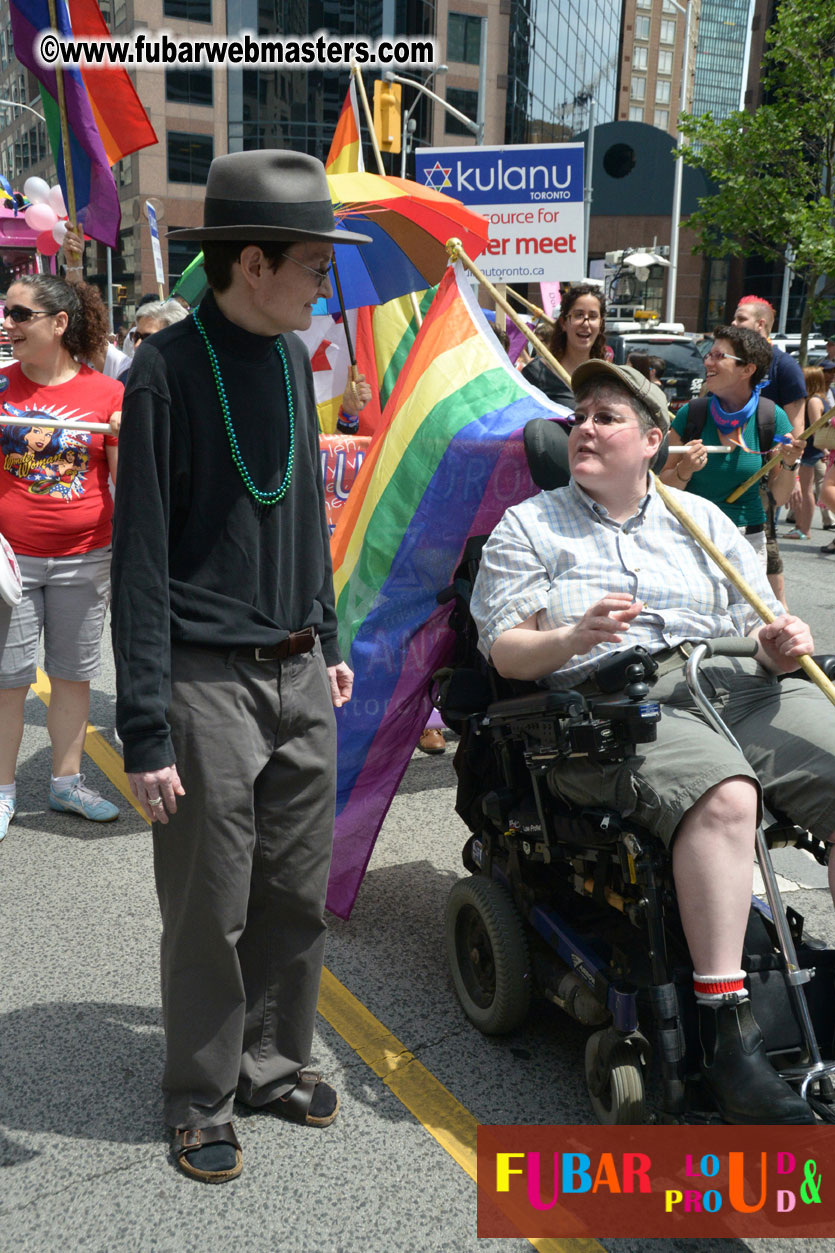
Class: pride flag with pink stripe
327,263,570,918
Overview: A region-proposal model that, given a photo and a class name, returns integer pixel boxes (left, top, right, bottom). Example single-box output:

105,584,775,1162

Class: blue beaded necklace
192,309,295,506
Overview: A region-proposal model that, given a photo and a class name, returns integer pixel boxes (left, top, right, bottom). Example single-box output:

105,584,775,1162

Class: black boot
699,995,815,1124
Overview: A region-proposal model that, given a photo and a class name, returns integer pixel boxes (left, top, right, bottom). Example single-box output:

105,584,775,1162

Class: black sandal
172,1123,242,1183
820,539,835,554
262,1070,340,1127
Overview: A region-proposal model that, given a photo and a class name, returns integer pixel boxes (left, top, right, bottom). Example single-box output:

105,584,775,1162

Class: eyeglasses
133,330,153,343
704,349,743,364
2,305,54,324
566,310,601,325
569,410,635,429
282,254,333,285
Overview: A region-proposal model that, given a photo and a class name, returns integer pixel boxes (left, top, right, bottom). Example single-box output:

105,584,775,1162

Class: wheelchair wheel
446,876,530,1035
584,1031,646,1125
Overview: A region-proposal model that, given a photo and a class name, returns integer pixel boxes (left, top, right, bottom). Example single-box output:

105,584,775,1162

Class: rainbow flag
10,0,119,245
62,0,157,164
369,287,436,410
326,262,571,918
325,78,365,175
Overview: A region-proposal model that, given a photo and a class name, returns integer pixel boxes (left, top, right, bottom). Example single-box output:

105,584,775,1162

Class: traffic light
112,284,127,302
373,79,401,153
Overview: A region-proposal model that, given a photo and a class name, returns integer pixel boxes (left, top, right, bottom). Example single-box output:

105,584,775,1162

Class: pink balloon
52,219,68,245
24,203,58,233
47,185,67,216
36,229,61,257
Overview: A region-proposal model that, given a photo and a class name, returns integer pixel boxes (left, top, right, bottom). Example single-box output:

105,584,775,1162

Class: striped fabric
326,262,569,918
471,477,782,688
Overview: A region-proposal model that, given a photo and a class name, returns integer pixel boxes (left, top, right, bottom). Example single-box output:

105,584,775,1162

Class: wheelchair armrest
778,654,835,682
486,689,585,722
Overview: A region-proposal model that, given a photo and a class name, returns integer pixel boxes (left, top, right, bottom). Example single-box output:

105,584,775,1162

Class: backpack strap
755,396,776,454
682,396,710,444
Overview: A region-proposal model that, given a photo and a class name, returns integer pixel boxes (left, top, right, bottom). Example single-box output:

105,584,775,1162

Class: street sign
145,200,165,288
415,143,585,284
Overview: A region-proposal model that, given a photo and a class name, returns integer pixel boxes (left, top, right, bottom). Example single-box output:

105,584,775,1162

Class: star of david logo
423,160,452,190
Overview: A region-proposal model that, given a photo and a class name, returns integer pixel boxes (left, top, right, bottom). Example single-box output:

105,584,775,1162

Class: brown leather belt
244,627,317,663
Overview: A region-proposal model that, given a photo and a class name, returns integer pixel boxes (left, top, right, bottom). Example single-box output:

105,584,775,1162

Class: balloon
23,176,51,205
36,229,61,257
24,203,58,232
52,219,68,245
47,185,67,217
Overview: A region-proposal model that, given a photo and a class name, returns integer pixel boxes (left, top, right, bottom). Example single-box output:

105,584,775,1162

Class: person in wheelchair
470,360,835,1125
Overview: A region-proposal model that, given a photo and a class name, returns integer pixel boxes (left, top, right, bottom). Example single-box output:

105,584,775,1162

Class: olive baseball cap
571,359,672,431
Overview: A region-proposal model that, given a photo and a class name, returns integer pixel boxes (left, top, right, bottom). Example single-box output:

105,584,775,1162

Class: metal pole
476,17,487,145
665,0,693,324
583,95,596,278
106,246,114,334
778,245,794,335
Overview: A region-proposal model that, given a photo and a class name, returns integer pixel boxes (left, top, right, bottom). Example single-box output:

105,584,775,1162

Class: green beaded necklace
192,309,295,506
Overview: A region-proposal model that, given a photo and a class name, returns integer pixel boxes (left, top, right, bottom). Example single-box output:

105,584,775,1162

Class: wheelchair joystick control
623,663,650,702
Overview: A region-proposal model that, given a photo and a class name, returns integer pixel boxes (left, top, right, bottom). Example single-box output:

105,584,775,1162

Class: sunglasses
2,305,54,324
281,254,333,285
133,330,153,343
704,349,743,364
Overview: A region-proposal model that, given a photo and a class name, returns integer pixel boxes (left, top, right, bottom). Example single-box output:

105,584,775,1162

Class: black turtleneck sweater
111,291,339,773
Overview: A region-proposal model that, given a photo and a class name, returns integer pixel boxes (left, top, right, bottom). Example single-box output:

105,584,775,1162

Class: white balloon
52,219,68,245
47,185,67,217
23,176,51,205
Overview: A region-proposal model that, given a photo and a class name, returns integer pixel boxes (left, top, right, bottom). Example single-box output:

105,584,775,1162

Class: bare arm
749,614,814,674
490,594,644,681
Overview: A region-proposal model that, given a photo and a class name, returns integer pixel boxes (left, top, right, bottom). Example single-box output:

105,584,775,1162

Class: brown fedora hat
168,149,371,245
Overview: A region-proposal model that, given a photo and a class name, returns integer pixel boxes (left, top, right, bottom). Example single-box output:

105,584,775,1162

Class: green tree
679,0,835,359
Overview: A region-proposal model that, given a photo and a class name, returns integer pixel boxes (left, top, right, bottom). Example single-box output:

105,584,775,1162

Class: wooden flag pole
725,404,835,503
505,286,552,323
46,0,77,233
655,476,835,706
445,239,835,709
351,65,422,329
446,239,570,384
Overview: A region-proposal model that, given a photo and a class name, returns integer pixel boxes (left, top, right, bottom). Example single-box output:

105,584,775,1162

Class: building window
163,0,211,18
167,130,213,183
629,105,645,122
630,76,646,101
444,87,479,135
660,19,677,43
166,69,213,106
662,0,679,10
632,46,648,71
656,79,671,104
636,0,652,7
658,49,673,75
448,13,481,65
654,109,669,128
635,15,651,40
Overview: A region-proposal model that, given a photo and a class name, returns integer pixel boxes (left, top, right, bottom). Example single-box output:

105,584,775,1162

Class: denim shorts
0,545,111,687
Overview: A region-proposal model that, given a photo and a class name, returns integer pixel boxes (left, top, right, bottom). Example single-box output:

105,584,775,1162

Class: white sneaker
0,794,16,841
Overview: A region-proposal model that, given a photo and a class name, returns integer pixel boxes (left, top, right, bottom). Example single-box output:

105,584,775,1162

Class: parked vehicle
607,332,706,411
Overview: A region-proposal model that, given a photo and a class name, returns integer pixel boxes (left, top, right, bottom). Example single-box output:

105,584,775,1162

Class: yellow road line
32,670,604,1253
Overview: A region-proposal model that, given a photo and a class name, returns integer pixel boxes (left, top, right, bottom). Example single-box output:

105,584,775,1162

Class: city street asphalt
2,527,834,1253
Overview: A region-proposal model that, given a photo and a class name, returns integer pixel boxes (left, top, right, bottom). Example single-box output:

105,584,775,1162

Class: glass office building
690,0,750,121
505,0,622,144
226,0,435,161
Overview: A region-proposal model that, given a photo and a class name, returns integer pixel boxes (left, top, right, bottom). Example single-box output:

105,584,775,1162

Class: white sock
693,970,748,1005
52,773,81,793
0,782,16,803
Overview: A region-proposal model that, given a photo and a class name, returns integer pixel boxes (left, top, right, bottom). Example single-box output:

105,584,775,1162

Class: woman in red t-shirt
0,275,123,839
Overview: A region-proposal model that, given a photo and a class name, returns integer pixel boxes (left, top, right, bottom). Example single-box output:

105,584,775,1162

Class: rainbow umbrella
320,171,489,315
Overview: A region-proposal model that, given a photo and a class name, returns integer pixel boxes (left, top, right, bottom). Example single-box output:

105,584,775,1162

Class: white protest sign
415,143,585,283
145,200,165,288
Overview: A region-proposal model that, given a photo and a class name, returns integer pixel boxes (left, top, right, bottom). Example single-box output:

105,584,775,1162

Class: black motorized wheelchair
434,418,835,1124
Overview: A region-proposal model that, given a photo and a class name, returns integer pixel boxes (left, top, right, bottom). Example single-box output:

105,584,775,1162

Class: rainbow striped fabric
325,79,365,175
326,262,570,917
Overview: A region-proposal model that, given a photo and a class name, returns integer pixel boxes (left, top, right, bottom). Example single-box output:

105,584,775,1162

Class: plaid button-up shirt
470,476,783,689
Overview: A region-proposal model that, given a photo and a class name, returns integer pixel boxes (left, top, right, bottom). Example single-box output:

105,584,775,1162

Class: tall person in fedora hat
111,151,371,1183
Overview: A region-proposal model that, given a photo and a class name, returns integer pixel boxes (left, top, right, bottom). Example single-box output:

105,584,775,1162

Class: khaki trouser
153,639,336,1129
